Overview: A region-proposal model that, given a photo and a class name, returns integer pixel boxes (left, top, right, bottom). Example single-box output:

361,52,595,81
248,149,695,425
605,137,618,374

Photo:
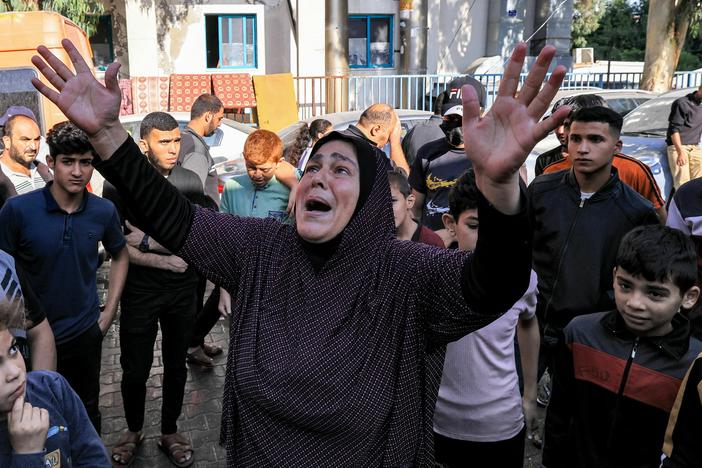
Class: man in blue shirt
0,122,128,434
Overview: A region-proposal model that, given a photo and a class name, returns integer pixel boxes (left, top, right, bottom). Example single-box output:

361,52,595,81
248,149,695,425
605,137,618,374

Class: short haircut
388,167,411,197
243,129,283,165
616,225,698,293
358,103,394,127
3,115,38,138
569,106,623,137
551,94,607,117
190,94,223,120
448,168,480,220
309,119,333,140
139,112,179,139
0,298,25,332
46,121,96,158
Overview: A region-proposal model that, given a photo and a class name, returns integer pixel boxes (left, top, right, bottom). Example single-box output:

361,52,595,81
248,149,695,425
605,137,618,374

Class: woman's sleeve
92,137,194,252
93,137,265,289
416,189,532,345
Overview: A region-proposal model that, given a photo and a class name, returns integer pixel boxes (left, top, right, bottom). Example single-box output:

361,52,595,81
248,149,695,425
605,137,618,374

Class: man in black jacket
531,107,659,466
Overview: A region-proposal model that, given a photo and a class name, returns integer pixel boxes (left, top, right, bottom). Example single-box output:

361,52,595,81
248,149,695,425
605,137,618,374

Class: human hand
97,308,115,335
162,256,188,273
286,185,297,215
8,395,49,455
218,289,232,317
389,113,403,144
677,150,688,167
31,40,121,137
124,220,145,247
523,396,537,434
462,43,568,210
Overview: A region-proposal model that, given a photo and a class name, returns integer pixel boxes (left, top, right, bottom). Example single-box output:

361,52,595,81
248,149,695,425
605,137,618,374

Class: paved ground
96,264,544,467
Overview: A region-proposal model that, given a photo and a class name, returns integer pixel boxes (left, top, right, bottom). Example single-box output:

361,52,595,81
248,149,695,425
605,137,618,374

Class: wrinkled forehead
310,140,359,166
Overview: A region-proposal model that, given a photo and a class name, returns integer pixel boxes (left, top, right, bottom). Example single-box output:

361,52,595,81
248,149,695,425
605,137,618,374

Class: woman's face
295,140,361,243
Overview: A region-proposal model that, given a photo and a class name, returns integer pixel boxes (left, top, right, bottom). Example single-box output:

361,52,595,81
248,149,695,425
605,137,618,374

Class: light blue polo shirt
0,184,125,344
220,174,292,221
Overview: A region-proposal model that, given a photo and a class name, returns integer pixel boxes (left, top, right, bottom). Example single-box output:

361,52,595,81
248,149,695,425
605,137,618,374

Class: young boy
545,225,702,468
0,122,128,434
217,129,298,315
432,170,540,467
0,301,111,467
388,168,444,247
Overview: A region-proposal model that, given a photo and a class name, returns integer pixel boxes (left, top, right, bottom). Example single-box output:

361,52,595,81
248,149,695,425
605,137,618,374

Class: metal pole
325,0,349,113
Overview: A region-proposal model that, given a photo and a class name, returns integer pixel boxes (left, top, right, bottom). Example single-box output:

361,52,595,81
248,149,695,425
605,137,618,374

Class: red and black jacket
548,310,702,468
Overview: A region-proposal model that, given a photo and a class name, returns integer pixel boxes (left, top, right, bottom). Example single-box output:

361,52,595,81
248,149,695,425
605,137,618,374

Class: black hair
387,167,411,197
569,106,623,137
551,93,607,117
448,168,480,220
3,115,37,138
616,225,698,293
139,112,179,139
190,94,223,120
284,119,333,167
46,121,96,158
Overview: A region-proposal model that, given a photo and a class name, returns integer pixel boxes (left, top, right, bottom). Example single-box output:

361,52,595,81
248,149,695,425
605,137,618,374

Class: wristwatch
138,234,150,253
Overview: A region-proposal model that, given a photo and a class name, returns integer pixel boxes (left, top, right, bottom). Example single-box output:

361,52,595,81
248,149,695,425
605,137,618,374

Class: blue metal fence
294,70,702,120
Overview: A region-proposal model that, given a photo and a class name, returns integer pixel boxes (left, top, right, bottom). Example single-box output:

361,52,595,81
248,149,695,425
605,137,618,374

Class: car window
203,128,224,147
622,94,684,135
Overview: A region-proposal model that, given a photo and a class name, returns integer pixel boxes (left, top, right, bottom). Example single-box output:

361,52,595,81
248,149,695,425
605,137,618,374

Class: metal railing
293,70,702,119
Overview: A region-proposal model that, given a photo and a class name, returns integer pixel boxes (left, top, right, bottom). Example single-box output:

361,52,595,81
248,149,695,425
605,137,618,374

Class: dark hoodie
94,132,531,466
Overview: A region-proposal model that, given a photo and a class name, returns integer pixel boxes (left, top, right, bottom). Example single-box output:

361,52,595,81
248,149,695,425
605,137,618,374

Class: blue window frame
205,14,257,69
348,15,393,68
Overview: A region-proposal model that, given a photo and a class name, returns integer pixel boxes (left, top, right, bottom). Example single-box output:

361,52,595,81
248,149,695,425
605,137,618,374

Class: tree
578,0,647,61
0,0,104,36
640,0,702,92
572,0,606,48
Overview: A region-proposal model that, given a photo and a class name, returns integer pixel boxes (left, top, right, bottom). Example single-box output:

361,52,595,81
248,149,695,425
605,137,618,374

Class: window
205,14,257,69
90,15,114,71
0,69,43,132
348,15,393,68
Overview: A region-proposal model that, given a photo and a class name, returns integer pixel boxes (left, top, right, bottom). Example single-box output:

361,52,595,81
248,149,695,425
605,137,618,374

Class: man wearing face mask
408,101,471,247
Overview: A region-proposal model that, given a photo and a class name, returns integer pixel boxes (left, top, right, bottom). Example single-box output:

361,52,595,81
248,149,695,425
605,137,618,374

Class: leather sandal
111,431,143,467
158,433,194,468
202,342,223,357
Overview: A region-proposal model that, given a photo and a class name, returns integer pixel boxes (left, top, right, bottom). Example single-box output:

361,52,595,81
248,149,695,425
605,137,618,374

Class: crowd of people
0,38,702,468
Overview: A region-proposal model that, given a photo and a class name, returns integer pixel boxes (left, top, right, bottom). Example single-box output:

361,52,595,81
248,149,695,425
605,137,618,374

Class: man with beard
0,110,53,207
409,101,471,247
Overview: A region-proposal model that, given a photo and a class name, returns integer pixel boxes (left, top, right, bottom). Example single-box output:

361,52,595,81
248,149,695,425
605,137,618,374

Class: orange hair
243,129,283,165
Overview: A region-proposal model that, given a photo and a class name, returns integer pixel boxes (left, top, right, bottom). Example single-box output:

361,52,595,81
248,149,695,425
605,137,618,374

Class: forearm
103,246,129,315
656,206,668,225
672,132,684,152
93,137,194,251
517,317,540,403
126,245,170,269
390,142,410,174
460,187,531,315
27,319,56,371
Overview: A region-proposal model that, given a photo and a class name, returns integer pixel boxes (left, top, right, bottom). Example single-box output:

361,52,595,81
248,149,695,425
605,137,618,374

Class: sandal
158,433,194,468
111,431,143,467
202,342,223,357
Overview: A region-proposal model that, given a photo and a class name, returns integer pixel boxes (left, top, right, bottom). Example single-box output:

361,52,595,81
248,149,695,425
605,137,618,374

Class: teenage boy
216,129,298,318
0,122,128,434
532,107,659,464
388,168,444,247
103,112,202,468
0,301,111,467
433,169,540,467
545,225,702,468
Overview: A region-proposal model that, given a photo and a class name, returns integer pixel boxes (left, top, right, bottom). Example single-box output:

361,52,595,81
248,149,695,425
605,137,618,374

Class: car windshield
622,90,691,135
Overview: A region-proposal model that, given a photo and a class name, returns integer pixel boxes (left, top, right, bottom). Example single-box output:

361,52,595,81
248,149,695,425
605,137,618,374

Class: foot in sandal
158,432,194,467
111,431,143,466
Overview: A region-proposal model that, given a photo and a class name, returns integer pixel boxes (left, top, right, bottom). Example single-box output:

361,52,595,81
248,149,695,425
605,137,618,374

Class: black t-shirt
408,137,472,231
401,118,444,167
102,165,203,292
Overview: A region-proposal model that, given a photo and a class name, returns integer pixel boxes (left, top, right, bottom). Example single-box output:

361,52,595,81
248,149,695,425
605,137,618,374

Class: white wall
124,0,160,76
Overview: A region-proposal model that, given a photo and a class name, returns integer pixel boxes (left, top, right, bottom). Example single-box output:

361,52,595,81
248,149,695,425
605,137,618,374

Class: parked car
525,89,659,182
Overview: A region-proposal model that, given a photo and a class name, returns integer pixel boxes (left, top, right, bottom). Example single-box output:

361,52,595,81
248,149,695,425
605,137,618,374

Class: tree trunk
640,0,694,92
